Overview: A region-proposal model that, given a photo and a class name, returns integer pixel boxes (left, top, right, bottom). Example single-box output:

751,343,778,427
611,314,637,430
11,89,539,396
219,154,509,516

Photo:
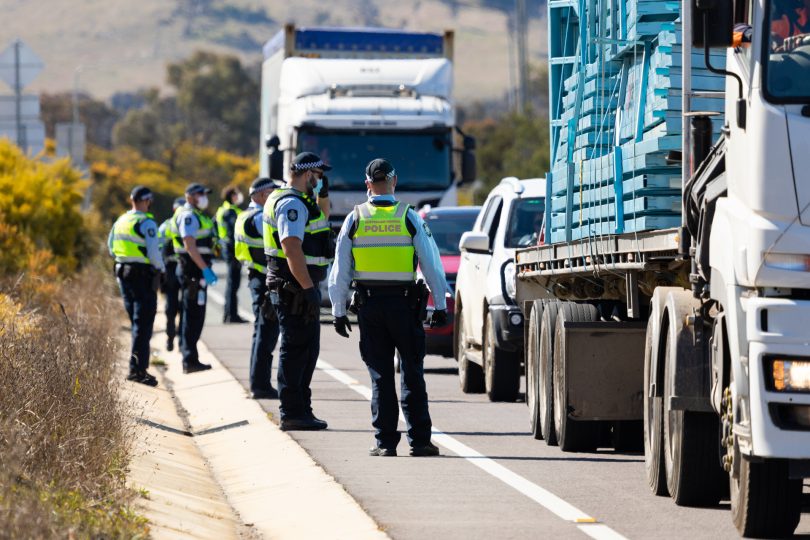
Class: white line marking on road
206,290,627,539
316,358,628,540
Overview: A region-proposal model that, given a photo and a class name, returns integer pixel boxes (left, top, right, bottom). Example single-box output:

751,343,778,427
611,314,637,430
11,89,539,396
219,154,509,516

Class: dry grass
0,269,149,539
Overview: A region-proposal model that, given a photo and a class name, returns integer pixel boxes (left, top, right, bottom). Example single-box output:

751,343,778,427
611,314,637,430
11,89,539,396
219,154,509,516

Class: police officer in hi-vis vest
215,185,246,323
158,197,185,351
109,185,165,387
235,177,280,399
174,183,219,374
263,152,333,431
328,158,448,457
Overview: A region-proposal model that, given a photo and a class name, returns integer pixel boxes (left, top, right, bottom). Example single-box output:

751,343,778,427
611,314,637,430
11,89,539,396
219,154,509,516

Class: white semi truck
259,25,476,226
512,0,810,536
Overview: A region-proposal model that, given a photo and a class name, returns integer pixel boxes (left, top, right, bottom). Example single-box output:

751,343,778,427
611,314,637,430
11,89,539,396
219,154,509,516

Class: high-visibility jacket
263,188,332,282
159,216,179,264
235,207,266,274
215,201,242,241
111,211,155,265
172,208,216,262
350,201,416,284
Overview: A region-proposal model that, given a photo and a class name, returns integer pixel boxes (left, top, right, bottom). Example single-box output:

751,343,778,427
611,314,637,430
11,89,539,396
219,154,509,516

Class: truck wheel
662,330,725,506
483,311,520,402
727,363,801,537
456,309,484,393
644,317,667,496
539,302,562,446
553,302,600,452
527,300,544,439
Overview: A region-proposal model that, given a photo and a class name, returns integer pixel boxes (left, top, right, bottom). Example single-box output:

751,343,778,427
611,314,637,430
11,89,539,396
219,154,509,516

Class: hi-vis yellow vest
235,207,266,274
350,201,416,283
263,188,330,267
111,211,154,265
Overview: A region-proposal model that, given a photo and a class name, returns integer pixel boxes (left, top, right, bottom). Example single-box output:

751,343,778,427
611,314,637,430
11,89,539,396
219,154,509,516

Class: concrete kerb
122,340,242,540
151,316,390,540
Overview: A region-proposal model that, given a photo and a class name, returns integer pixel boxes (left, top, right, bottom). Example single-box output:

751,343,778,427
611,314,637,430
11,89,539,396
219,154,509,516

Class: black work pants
248,273,280,392
357,293,432,449
162,261,181,341
178,268,207,367
224,256,242,320
118,269,157,374
274,287,320,420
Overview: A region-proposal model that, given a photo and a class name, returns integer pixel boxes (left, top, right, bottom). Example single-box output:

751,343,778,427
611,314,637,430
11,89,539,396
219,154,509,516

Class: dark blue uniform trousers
177,268,207,367
274,287,320,420
357,294,432,449
223,254,242,320
162,261,182,342
248,273,280,392
118,270,157,373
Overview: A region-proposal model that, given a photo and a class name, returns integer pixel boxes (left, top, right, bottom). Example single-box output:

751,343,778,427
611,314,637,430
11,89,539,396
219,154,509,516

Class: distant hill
0,0,546,105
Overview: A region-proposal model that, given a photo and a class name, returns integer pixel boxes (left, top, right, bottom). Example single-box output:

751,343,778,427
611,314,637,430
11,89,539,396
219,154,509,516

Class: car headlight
768,357,810,392
504,260,516,301
763,253,810,272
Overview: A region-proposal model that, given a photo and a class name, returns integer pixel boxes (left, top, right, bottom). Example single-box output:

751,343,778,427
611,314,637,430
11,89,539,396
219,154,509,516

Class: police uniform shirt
107,210,165,272
178,203,201,240
273,193,309,243
328,194,448,317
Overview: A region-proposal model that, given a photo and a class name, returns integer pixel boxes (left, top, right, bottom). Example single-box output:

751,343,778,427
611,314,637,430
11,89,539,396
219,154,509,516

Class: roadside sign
0,94,38,121
0,119,45,155
56,122,86,163
0,40,43,90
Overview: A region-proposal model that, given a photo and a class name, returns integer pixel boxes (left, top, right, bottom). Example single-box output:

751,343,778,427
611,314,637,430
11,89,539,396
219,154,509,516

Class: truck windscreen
763,0,810,102
297,130,452,191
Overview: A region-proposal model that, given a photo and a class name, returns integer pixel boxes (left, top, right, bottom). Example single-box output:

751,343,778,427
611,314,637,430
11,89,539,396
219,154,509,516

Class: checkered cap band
291,160,325,171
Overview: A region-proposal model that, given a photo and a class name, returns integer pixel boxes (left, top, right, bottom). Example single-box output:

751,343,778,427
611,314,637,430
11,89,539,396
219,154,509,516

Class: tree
40,92,119,149
463,109,550,203
167,51,260,156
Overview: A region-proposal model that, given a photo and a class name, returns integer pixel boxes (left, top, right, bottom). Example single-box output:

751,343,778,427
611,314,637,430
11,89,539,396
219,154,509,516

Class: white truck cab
259,25,476,227
455,177,548,401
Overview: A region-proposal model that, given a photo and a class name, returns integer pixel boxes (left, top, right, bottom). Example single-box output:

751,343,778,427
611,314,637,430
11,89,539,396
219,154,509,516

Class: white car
454,177,548,401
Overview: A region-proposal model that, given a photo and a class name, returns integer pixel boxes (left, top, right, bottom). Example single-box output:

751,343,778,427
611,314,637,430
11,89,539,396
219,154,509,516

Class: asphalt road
196,266,810,540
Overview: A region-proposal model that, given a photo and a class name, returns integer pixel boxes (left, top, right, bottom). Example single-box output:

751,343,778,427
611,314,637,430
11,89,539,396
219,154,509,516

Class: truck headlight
504,260,516,301
768,358,810,392
763,253,810,272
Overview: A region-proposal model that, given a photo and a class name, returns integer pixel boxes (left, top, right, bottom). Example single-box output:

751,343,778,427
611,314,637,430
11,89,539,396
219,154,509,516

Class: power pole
515,0,529,114
13,39,24,150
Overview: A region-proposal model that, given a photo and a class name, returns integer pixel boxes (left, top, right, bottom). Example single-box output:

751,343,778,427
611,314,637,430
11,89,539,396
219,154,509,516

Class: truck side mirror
691,0,733,47
266,135,284,181
461,135,477,184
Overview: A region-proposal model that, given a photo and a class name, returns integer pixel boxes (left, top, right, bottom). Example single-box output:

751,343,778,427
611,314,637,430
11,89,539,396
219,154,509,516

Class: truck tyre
553,302,600,452
662,331,725,506
728,359,801,538
644,317,667,496
456,309,484,393
527,300,544,439
539,301,562,445
483,311,520,402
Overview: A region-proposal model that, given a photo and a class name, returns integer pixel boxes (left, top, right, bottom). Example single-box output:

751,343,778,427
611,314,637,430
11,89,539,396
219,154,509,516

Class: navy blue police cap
130,185,153,201
290,152,332,172
365,158,396,182
249,177,276,195
185,183,212,196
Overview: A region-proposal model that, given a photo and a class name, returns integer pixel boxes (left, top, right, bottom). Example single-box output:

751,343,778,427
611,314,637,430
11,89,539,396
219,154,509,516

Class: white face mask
197,195,209,210
235,192,245,205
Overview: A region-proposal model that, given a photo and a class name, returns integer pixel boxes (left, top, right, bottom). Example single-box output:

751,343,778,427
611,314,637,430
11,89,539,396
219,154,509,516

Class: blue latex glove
202,266,218,286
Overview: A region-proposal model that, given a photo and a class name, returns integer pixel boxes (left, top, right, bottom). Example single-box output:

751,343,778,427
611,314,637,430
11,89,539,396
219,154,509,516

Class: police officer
158,197,185,351
216,185,246,323
264,152,333,430
174,183,219,374
328,158,447,457
109,185,165,387
235,177,280,399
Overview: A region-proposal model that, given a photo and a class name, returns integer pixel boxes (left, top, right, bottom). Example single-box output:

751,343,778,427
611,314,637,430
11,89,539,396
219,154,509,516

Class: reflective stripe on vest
351,201,416,283
262,188,330,267
173,208,215,255
111,211,152,265
216,201,242,239
235,207,267,274
159,219,179,263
